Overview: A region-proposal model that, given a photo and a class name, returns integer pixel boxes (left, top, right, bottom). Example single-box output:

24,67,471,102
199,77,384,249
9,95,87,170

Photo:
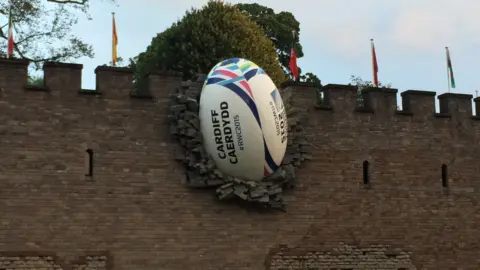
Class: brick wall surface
268,244,415,269
1,58,480,269
0,253,109,270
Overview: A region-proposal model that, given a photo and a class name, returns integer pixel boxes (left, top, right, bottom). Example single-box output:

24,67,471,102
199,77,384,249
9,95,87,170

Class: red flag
289,48,298,80
7,7,14,58
371,39,378,87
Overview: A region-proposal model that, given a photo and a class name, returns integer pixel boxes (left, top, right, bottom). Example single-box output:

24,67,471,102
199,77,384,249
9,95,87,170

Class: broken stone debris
167,74,311,211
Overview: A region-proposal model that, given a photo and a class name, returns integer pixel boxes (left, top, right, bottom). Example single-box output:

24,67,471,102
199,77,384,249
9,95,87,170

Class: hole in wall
85,148,94,177
441,164,448,187
363,160,370,185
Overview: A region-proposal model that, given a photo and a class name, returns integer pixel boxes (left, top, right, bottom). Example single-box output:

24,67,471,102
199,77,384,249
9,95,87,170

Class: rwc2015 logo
270,88,284,111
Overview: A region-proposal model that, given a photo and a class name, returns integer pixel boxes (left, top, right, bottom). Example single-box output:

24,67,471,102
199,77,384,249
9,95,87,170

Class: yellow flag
112,13,118,66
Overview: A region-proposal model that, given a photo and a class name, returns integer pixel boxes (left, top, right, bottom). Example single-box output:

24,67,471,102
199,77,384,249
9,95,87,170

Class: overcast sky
68,0,480,104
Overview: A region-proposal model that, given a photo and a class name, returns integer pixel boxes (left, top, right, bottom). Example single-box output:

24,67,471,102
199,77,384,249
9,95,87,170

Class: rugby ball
199,58,288,181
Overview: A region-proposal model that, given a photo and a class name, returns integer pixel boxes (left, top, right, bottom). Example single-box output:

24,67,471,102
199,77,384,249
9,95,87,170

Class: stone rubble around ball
168,74,311,211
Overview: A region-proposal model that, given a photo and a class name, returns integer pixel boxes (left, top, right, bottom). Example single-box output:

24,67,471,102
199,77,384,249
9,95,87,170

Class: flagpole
112,12,115,67
6,0,9,59
7,1,12,59
291,30,296,81
6,4,9,59
370,38,379,87
7,4,12,59
291,30,296,48
445,46,451,93
371,39,374,86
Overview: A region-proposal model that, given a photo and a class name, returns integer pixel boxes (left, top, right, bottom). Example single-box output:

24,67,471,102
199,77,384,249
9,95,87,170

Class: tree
46,0,116,17
349,75,392,107
47,0,105,4
132,1,286,93
300,72,323,104
27,74,43,87
235,3,320,84
0,0,114,69
301,72,322,87
235,3,300,73
101,56,126,67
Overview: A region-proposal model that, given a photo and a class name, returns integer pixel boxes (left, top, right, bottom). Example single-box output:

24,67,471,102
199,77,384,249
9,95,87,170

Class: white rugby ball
199,58,288,181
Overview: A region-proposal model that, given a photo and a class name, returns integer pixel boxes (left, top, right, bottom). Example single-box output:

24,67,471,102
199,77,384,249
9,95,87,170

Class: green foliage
350,75,392,89
101,56,126,67
300,71,323,103
235,3,321,85
132,1,286,93
0,0,114,69
235,3,301,72
349,75,392,107
300,72,322,87
46,0,115,10
27,74,43,87
127,55,138,71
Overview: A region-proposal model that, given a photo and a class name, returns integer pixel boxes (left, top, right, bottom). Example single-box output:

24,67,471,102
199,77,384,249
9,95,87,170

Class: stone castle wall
1,58,480,269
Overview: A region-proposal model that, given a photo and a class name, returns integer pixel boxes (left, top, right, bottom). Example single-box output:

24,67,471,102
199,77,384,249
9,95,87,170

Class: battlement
2,57,478,123
281,82,480,122
1,57,479,135
0,58,183,100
